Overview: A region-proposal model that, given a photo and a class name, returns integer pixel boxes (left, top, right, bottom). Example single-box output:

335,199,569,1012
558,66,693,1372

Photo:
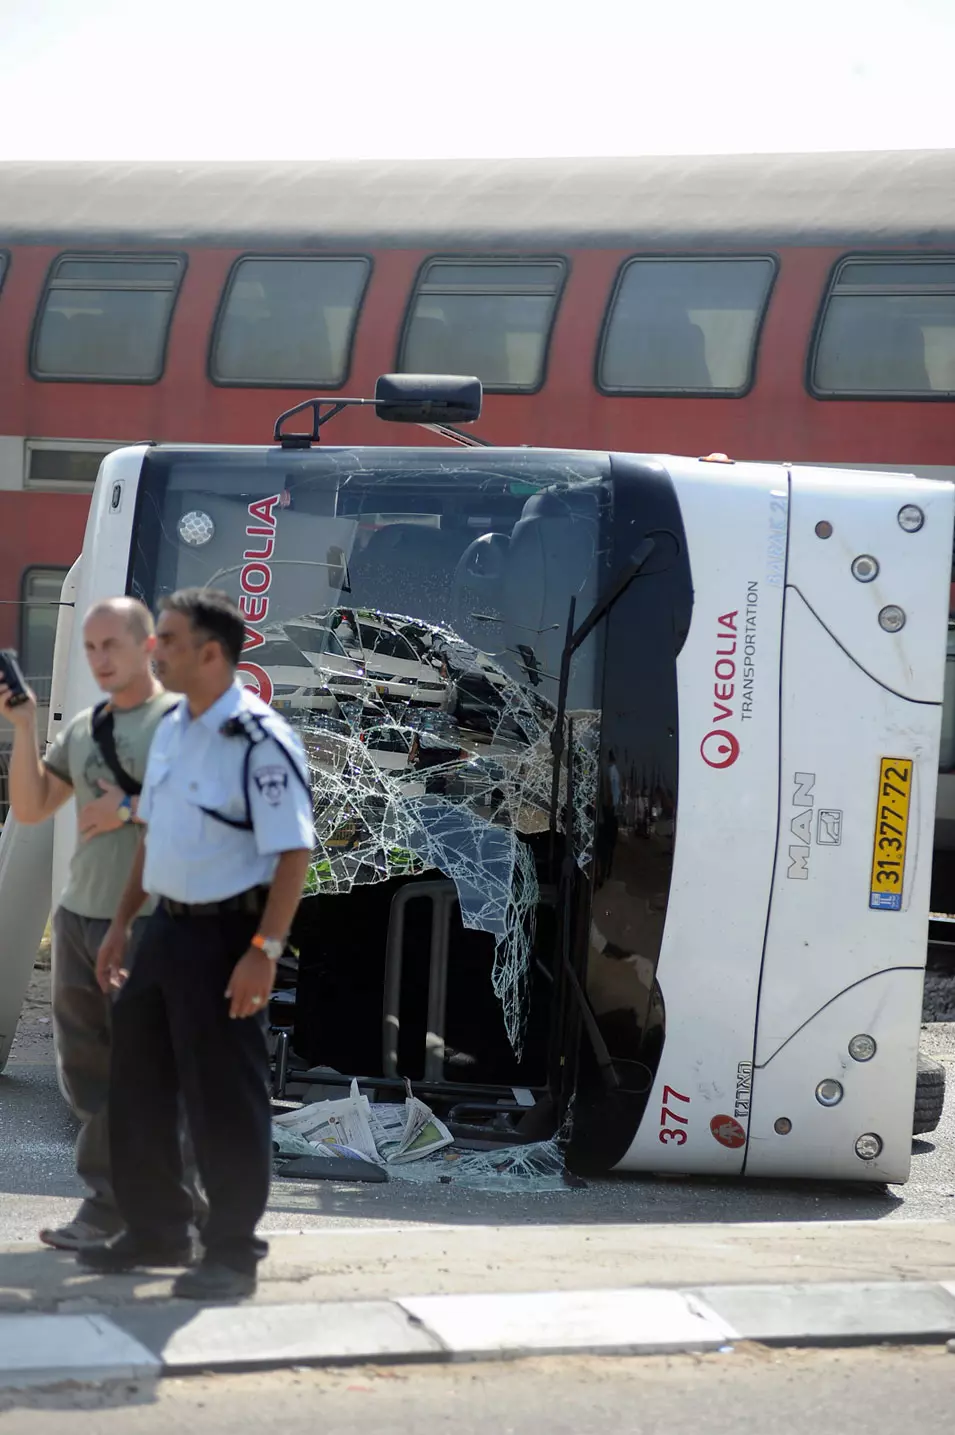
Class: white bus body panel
0,449,145,1069
0,557,82,1072
615,462,953,1181
50,448,146,909
0,817,55,1070
614,458,788,1174
747,469,951,1182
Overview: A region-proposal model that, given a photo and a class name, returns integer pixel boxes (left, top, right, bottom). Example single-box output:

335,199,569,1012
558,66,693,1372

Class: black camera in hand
0,650,30,707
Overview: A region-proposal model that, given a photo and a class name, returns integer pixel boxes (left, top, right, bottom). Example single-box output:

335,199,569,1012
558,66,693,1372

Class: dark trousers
52,908,206,1234
108,905,272,1273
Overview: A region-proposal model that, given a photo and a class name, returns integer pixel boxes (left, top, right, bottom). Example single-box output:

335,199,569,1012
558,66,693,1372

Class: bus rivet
851,554,879,583
855,1133,883,1160
848,1034,877,1062
774,1118,792,1135
898,505,924,533
814,520,833,539
878,605,905,633
815,1079,844,1106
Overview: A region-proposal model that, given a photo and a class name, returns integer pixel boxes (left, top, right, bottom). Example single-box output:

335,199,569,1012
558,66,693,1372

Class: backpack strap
90,700,142,798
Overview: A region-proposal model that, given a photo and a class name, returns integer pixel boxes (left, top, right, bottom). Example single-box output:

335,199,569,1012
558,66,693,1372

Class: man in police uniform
83,588,314,1301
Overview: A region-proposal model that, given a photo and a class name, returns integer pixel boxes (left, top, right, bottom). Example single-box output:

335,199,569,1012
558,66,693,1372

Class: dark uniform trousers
108,904,272,1273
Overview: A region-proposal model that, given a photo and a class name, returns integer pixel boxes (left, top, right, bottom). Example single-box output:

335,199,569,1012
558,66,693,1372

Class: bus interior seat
347,522,471,626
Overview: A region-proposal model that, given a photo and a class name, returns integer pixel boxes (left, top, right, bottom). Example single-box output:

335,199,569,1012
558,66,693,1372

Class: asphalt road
2,1348,954,1431
0,1023,953,1240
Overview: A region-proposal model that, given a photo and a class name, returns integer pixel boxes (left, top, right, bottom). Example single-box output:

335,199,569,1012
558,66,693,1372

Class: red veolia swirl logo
700,729,740,769
701,610,741,770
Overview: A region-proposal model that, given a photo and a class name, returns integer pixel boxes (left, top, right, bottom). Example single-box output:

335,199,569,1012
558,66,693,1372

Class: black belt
159,886,269,918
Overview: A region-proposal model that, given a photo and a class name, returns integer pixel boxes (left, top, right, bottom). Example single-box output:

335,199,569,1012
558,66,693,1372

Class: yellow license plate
869,757,912,911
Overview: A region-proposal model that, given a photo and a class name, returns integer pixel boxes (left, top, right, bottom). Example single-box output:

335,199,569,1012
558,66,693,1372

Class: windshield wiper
546,535,661,1116
548,535,657,847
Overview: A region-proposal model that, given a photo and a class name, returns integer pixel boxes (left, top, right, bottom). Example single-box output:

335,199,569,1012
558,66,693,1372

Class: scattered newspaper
272,1122,371,1164
273,1078,453,1166
273,1080,380,1162
366,1086,455,1164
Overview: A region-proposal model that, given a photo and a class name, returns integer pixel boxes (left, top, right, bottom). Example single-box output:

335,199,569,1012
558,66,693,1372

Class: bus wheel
914,1053,945,1136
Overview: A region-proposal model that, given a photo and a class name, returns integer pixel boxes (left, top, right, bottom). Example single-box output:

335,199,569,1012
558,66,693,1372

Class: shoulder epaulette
202,707,311,831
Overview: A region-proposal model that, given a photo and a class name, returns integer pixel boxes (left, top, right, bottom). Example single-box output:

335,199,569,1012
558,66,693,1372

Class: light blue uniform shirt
138,682,315,904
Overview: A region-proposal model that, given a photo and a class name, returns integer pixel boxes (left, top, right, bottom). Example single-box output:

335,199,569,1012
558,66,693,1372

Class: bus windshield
129,446,610,1050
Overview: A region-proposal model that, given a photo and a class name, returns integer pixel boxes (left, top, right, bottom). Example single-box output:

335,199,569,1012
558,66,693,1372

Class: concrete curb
3,1280,955,1389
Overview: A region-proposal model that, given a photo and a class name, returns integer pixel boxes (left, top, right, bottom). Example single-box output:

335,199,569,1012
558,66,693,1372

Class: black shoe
77,1230,195,1273
172,1261,257,1301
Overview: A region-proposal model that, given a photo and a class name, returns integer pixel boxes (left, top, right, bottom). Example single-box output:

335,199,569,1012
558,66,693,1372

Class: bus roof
1,151,954,248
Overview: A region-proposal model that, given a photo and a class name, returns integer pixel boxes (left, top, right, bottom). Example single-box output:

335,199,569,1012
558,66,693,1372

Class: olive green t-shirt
43,693,180,920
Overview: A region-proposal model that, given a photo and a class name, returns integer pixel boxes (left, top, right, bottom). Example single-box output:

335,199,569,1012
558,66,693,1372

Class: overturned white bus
0,376,950,1185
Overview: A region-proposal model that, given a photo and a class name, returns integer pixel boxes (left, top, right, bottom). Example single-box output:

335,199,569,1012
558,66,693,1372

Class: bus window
812,257,955,397
32,255,184,382
19,566,68,703
211,257,371,387
400,260,566,393
598,257,776,395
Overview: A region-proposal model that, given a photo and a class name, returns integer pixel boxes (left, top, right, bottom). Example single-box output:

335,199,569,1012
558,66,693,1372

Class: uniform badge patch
253,766,289,806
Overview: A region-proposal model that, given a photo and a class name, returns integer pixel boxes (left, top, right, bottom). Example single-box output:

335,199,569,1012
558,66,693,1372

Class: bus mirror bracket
273,374,489,450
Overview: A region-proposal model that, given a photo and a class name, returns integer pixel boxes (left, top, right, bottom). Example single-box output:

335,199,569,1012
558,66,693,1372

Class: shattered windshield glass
130,447,609,1054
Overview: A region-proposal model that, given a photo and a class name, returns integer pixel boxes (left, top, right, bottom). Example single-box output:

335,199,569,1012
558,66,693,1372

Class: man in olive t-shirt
45,695,178,917
0,596,201,1250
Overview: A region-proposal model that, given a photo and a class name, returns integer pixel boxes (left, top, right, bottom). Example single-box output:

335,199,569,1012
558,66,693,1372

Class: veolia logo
236,493,282,706
700,611,741,770
700,729,740,769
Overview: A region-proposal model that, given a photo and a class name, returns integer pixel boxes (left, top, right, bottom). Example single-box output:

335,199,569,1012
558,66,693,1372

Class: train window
812,257,955,397
211,257,371,387
32,255,184,383
25,440,128,491
399,259,566,393
599,257,776,395
20,567,68,700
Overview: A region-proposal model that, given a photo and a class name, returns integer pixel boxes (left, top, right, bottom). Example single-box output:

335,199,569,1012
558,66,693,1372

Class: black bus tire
914,1053,945,1136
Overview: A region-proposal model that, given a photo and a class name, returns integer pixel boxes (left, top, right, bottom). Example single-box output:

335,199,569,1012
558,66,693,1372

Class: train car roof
1,151,954,247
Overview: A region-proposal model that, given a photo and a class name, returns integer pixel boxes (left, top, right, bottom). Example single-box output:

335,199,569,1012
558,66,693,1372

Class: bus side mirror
374,373,483,424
